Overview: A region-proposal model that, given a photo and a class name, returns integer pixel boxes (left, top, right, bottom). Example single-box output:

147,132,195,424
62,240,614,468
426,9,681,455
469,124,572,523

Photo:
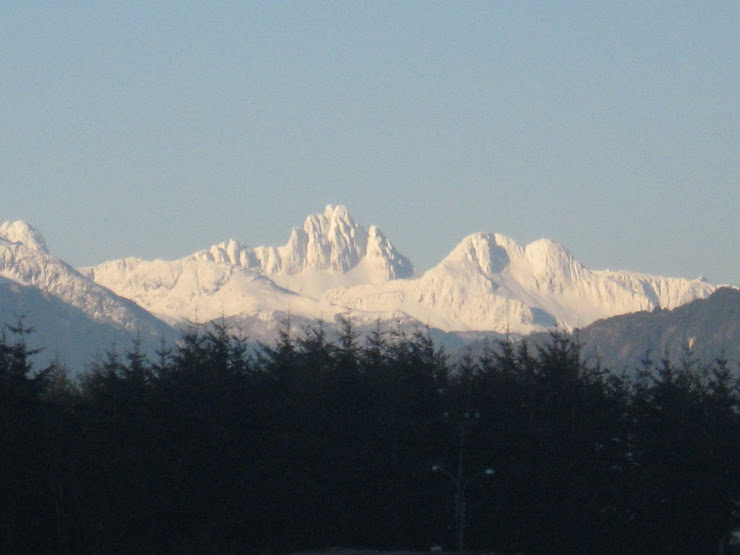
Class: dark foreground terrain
1,319,738,553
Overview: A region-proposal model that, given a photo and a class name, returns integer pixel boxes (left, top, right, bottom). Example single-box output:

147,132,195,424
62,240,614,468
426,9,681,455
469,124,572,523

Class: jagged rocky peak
292,204,414,276
196,204,413,278
0,220,49,253
298,204,366,272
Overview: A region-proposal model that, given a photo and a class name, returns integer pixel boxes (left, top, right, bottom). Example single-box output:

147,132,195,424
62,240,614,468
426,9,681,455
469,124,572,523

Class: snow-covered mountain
80,205,414,325
0,221,175,369
192,204,414,296
0,208,721,370
324,231,716,334
80,206,718,336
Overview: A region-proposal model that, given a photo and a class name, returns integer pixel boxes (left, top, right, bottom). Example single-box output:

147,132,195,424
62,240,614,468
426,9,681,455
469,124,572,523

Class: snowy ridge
1,207,721,347
0,221,171,332
0,221,175,369
324,231,717,333
82,206,718,335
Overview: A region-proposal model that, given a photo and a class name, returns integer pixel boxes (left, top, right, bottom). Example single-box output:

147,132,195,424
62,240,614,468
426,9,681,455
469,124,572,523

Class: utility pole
433,410,493,554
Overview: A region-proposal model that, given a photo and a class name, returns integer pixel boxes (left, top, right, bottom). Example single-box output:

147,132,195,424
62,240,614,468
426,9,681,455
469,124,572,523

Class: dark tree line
0,317,738,553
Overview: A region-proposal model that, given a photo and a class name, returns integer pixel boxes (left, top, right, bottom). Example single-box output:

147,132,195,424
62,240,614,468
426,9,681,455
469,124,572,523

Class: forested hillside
1,319,738,553
577,287,740,371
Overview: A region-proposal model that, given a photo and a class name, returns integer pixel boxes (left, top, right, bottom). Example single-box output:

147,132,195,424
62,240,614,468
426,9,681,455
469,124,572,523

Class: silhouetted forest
1,317,738,553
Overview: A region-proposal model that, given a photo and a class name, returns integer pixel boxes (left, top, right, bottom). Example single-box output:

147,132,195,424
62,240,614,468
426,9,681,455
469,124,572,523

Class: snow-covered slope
324,232,716,334
0,221,170,331
0,274,167,371
0,221,175,369
81,256,337,324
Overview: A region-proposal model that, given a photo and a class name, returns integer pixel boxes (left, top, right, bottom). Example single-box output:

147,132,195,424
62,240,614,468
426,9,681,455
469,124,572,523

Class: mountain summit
192,204,414,295
0,220,48,253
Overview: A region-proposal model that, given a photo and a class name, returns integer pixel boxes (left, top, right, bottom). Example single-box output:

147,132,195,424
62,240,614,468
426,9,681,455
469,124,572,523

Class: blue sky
1,2,738,285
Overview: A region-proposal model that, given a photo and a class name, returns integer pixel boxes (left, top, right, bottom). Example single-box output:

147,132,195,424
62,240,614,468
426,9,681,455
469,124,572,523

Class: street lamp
432,464,495,553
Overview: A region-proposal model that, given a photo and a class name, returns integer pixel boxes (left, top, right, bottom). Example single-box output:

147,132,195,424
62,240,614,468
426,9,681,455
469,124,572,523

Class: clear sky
1,2,738,285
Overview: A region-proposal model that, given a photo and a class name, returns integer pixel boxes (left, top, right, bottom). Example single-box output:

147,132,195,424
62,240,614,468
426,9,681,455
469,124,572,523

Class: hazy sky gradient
2,2,737,284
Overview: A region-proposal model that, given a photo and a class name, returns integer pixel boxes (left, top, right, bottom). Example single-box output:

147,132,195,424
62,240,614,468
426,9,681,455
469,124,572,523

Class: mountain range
0,205,729,370
81,205,716,333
